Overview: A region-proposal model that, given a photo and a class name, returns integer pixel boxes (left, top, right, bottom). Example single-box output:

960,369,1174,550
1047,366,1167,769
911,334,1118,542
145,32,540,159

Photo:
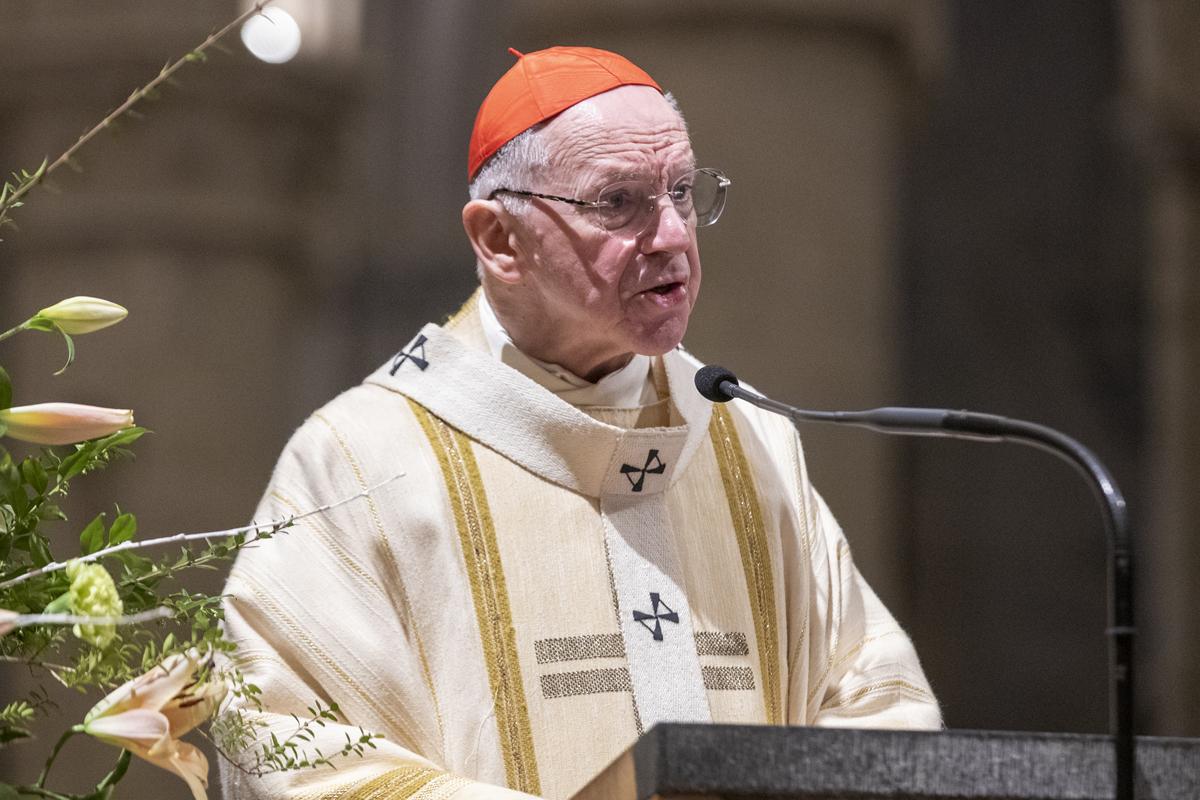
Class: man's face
508,85,701,380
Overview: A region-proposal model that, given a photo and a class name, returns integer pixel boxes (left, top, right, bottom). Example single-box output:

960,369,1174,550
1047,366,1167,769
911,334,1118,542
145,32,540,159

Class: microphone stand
704,372,1135,800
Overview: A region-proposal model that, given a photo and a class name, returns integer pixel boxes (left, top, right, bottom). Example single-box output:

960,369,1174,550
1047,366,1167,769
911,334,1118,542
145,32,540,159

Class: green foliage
212,700,384,777
0,158,47,238
0,344,366,798
0,4,384,797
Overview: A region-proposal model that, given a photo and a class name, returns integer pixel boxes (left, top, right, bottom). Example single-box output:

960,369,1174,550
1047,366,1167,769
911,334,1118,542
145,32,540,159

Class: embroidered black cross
619,449,666,492
633,592,679,641
390,334,429,375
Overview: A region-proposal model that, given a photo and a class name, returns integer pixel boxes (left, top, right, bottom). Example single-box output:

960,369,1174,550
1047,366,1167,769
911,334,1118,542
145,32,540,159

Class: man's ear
462,199,523,284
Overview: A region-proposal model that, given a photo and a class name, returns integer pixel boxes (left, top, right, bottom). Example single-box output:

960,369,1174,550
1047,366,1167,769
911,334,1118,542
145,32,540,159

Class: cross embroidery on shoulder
619,449,666,492
390,334,429,375
632,592,679,641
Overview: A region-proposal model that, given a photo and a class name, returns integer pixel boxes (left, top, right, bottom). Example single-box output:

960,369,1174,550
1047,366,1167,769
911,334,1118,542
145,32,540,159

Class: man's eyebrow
592,168,645,185
590,162,698,186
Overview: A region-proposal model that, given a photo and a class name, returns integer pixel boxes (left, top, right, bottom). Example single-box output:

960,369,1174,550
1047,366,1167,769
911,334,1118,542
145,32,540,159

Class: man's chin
632,318,689,357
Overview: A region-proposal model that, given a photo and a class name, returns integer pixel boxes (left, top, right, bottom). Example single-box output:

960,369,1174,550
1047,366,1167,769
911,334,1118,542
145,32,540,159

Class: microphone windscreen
694,365,739,402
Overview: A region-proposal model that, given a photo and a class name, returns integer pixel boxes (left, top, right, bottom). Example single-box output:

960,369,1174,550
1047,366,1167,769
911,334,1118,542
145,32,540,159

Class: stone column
1122,0,1200,737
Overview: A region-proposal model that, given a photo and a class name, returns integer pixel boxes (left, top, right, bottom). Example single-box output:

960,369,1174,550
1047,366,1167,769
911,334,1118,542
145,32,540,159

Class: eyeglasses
491,168,731,233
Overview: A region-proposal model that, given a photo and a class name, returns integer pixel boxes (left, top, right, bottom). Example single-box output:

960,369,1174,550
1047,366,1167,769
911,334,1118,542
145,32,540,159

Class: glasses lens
689,169,728,227
594,181,646,231
592,170,729,232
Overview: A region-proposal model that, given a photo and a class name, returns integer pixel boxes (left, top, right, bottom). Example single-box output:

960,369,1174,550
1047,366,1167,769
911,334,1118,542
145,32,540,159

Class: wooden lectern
571,724,1200,800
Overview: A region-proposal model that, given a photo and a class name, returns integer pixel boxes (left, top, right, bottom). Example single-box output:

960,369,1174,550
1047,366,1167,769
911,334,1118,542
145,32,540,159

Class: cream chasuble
220,295,941,800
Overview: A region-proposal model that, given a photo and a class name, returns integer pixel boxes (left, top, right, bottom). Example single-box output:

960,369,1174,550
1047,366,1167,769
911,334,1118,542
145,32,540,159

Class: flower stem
93,749,132,797
0,320,31,343
13,785,72,800
36,727,78,788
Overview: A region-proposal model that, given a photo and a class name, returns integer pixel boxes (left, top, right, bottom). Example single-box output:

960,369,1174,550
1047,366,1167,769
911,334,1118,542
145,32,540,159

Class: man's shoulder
274,370,424,471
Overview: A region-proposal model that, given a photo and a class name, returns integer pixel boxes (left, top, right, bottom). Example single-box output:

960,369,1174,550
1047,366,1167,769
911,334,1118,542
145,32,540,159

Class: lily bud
36,296,128,335
0,403,133,446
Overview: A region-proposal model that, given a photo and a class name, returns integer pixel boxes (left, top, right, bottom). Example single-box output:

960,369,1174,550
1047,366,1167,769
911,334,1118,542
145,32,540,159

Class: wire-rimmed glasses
492,168,730,233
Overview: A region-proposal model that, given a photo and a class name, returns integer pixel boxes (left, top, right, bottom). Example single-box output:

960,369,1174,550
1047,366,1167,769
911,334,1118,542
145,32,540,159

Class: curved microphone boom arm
694,365,1135,800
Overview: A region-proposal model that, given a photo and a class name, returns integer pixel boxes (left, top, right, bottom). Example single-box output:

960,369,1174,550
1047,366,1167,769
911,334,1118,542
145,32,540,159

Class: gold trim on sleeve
341,765,439,800
410,400,542,796
709,405,783,724
821,678,937,710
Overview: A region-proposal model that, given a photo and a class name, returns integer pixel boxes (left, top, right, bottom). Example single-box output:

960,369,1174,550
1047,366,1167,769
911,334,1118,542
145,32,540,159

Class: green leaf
43,592,70,614
114,549,153,574
95,427,146,449
0,365,10,410
57,440,99,481
80,512,106,555
0,454,16,490
36,503,66,521
109,513,136,545
0,778,24,798
20,458,48,494
29,534,53,567
52,327,75,376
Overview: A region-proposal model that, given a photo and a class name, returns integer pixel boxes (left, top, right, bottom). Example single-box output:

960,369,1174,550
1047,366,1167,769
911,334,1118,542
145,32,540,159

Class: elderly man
221,47,940,800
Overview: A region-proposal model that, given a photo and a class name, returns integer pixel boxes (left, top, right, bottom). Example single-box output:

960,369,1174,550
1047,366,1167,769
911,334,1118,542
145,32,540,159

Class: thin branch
0,655,74,672
0,1,273,213
0,472,404,590
8,607,172,630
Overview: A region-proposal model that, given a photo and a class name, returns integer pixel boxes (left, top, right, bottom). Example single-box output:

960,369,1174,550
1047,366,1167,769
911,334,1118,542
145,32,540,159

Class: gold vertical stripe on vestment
709,404,782,724
410,400,542,796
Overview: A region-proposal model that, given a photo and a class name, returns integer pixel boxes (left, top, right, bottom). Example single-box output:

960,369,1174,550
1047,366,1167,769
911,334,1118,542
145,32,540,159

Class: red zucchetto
467,46,662,180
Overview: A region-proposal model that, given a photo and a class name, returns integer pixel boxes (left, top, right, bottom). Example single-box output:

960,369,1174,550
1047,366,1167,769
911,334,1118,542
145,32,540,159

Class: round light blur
241,7,302,64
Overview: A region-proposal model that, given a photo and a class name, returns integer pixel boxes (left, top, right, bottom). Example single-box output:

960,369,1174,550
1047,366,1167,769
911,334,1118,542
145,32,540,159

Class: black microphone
695,364,1136,800
696,364,997,437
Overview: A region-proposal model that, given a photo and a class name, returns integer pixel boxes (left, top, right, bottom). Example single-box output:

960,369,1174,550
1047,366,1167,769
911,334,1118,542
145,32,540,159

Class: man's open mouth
647,281,683,296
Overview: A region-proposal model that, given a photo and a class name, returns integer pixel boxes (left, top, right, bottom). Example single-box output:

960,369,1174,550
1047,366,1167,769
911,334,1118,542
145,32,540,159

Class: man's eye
599,189,634,209
670,182,693,202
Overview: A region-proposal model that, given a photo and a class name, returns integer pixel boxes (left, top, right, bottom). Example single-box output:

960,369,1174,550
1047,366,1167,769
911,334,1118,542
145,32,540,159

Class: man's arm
802,492,942,730
737,407,942,729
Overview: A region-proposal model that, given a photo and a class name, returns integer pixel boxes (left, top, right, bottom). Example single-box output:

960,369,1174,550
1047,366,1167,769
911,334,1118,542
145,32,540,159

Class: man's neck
476,290,655,408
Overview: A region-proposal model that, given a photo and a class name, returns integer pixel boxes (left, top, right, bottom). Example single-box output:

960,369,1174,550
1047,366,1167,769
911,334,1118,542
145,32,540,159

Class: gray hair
468,124,550,214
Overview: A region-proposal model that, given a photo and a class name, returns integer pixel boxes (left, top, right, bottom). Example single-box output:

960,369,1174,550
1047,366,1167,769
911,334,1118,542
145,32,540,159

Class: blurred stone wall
900,2,1143,734
1122,0,1200,738
0,1,1198,798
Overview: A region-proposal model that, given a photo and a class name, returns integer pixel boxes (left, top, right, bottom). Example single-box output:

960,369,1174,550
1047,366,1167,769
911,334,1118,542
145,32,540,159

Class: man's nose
641,195,692,254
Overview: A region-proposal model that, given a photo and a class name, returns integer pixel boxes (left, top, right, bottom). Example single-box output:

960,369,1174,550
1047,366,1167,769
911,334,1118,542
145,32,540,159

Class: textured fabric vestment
219,294,941,800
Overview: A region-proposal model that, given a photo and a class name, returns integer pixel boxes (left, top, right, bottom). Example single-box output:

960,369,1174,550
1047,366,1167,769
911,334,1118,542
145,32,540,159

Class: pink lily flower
82,650,227,800
0,402,133,446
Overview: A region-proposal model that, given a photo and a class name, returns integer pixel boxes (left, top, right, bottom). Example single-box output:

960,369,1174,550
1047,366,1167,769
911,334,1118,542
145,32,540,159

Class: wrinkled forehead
540,86,694,184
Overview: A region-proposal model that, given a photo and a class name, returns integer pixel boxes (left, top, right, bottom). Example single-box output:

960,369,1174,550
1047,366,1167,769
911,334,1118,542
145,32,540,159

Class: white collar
477,290,656,408
367,322,713,498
